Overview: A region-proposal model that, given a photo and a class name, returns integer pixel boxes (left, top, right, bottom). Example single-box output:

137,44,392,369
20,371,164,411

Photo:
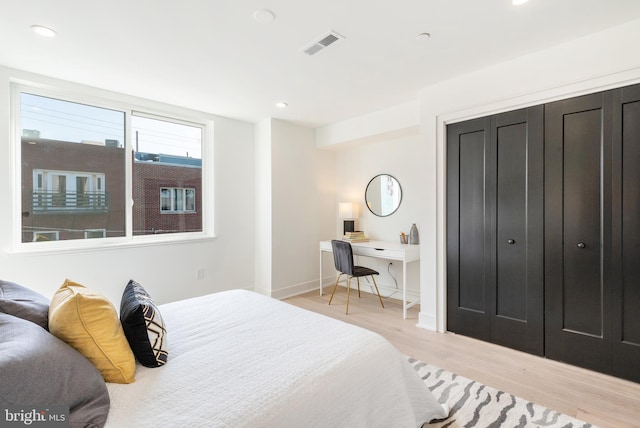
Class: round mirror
365,174,402,217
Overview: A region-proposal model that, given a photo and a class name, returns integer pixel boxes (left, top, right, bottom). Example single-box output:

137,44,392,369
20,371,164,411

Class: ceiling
3,1,640,128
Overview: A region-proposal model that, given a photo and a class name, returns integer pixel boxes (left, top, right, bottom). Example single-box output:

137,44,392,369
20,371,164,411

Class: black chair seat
352,266,379,277
328,240,384,314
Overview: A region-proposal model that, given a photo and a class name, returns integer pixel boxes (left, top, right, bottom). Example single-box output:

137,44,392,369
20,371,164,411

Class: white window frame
11,80,214,252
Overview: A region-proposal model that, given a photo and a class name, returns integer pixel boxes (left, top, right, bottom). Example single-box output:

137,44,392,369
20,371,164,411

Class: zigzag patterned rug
408,358,595,428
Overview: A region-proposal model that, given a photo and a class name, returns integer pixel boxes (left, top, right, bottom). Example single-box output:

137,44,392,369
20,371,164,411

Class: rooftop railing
31,191,109,213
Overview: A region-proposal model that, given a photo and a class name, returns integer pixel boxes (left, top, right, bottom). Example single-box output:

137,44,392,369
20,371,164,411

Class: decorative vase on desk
409,223,419,245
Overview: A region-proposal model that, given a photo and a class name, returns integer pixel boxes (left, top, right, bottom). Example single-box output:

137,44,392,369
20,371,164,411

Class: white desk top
320,239,420,262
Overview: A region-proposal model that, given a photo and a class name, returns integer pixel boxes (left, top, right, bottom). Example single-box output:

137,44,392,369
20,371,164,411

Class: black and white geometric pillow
120,280,168,367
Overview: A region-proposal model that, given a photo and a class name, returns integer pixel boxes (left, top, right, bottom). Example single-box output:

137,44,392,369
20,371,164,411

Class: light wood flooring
284,290,640,428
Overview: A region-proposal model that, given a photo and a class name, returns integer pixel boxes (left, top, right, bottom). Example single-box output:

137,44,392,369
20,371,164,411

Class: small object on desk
343,231,369,242
339,202,358,235
409,223,420,245
400,232,408,244
343,220,355,235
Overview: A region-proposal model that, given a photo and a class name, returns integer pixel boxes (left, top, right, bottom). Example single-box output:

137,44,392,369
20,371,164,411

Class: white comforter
106,290,447,427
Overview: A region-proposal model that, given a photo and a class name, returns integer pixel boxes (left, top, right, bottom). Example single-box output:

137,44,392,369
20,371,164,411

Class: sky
21,92,202,158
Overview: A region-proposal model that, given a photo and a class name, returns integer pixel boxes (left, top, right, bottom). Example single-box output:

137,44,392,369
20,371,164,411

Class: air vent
302,30,344,56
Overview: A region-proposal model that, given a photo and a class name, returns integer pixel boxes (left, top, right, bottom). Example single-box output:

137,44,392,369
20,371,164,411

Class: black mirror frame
365,173,402,217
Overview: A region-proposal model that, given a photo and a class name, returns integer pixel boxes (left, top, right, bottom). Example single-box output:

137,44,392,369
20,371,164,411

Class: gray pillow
0,280,50,329
0,313,110,428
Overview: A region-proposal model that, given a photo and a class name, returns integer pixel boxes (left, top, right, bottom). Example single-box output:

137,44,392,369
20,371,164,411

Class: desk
319,240,420,319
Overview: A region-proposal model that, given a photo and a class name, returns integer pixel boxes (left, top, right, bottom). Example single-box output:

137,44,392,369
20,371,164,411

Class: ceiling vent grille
303,30,344,56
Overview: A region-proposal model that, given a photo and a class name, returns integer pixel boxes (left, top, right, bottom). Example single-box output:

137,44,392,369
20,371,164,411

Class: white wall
270,119,336,299
316,100,419,148
335,134,424,241
319,18,640,331
0,66,255,307
332,134,424,296
254,118,273,296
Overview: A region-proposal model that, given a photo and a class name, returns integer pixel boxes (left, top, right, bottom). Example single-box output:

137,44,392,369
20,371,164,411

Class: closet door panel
562,108,603,336
447,118,491,340
496,122,527,319
458,131,488,311
447,108,543,354
621,99,640,344
613,84,640,382
491,107,544,355
545,91,613,373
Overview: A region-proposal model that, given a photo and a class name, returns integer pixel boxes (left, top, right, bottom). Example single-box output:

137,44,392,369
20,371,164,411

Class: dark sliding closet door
546,86,640,382
447,117,491,341
447,84,640,382
491,108,544,355
611,84,640,382
544,91,614,372
447,107,544,355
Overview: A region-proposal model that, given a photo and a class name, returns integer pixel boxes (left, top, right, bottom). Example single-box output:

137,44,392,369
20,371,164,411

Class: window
32,231,59,242
160,188,196,213
32,170,106,211
20,93,125,243
84,229,106,239
16,87,209,246
132,114,202,235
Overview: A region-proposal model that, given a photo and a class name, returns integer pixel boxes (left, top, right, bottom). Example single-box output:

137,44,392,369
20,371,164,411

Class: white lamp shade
339,202,358,219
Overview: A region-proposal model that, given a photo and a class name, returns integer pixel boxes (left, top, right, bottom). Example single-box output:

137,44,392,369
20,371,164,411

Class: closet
446,84,640,382
446,106,544,356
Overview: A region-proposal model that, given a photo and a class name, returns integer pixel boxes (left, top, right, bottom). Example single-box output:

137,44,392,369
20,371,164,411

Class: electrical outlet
196,268,205,280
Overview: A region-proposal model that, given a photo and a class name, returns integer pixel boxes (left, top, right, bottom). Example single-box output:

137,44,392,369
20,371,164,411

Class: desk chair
329,239,385,314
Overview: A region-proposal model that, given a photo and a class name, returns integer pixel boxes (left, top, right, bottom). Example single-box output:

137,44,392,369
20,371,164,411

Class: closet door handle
507,239,515,245
577,242,586,249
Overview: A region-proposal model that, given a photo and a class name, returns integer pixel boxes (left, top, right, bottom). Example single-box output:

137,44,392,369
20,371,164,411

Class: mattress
105,289,447,427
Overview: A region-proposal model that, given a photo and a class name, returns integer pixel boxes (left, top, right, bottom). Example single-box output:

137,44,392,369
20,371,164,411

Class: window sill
8,233,217,256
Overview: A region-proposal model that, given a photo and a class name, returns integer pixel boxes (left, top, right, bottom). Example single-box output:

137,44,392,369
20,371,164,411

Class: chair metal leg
371,276,385,309
357,277,361,298
328,273,343,305
346,277,351,314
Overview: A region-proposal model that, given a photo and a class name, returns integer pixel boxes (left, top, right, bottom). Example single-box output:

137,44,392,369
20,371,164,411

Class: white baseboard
270,277,419,305
417,311,437,331
270,279,318,300
322,277,416,302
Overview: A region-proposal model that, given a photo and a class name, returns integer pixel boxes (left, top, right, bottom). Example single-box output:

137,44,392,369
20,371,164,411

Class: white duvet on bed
105,289,447,427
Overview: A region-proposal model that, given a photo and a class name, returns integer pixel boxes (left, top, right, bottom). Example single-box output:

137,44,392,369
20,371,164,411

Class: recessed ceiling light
416,32,431,41
253,9,276,23
512,0,529,5
31,25,57,38
275,102,288,108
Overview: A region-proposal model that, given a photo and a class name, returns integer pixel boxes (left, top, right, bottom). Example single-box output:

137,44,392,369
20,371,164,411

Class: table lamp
339,202,358,235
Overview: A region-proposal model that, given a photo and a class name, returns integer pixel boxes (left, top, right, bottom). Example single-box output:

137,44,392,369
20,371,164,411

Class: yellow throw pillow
49,279,135,384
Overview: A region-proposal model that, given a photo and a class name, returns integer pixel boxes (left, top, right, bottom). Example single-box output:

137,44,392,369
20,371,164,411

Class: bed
0,280,447,427
105,289,448,427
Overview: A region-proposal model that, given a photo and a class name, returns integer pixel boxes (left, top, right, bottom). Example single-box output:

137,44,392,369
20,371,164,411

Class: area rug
408,357,595,428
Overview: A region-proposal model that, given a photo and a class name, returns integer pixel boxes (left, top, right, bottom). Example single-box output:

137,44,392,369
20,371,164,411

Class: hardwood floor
284,290,640,428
